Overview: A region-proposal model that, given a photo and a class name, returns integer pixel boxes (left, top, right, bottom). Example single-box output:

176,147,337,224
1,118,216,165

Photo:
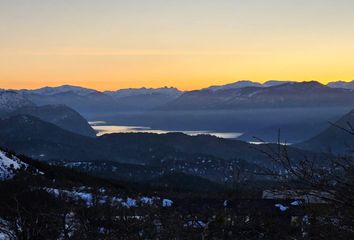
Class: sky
0,0,354,91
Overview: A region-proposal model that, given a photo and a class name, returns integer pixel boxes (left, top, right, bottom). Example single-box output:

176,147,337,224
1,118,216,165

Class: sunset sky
1,0,354,91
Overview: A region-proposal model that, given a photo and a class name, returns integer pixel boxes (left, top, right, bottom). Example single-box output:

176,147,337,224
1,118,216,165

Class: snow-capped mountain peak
205,80,294,91
26,85,98,96
105,87,182,98
206,80,262,91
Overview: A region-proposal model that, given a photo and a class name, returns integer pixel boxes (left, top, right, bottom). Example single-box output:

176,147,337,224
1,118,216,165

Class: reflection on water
89,121,243,139
249,141,292,146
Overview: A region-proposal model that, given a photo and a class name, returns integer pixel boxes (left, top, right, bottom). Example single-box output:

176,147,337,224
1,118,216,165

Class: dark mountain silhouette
147,172,223,192
10,105,96,137
296,109,354,154
0,115,314,168
0,115,99,161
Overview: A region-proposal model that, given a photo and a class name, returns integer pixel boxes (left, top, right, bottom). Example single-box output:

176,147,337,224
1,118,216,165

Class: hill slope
10,105,96,137
0,115,99,161
0,91,34,114
296,110,354,153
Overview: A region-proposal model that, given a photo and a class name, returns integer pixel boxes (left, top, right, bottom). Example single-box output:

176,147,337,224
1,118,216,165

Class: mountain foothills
0,114,268,182
10,105,96,137
0,113,327,184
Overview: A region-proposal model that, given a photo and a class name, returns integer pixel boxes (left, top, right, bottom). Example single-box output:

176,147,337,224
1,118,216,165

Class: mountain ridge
9,80,354,94
156,81,354,110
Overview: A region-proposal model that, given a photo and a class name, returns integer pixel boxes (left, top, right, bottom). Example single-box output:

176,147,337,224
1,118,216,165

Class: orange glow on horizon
1,1,354,91
1,48,353,91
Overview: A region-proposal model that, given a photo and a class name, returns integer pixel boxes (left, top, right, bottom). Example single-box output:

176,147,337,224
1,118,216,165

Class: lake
89,121,243,139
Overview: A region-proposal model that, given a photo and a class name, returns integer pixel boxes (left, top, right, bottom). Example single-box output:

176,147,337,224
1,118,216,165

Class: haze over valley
4,79,353,143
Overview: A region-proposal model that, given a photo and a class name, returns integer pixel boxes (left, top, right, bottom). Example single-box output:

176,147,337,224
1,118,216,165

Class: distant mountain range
105,87,182,111
327,80,354,90
15,86,183,113
105,87,181,98
20,84,97,96
7,80,353,114
19,90,119,113
206,80,354,91
205,80,291,91
158,81,354,110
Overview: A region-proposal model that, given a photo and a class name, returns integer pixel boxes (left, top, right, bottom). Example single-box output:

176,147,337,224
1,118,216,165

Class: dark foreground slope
0,148,352,239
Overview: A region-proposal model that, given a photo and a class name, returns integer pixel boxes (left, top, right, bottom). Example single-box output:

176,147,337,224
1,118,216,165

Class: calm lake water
89,121,243,139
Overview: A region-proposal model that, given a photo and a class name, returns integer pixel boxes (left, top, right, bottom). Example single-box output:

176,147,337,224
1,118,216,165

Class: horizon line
3,79,354,92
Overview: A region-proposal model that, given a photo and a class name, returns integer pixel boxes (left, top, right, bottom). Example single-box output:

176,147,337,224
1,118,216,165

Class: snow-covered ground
45,188,174,208
0,150,27,180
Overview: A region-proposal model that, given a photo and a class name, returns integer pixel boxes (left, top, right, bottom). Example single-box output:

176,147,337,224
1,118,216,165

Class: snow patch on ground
0,150,27,180
45,188,173,208
275,204,289,212
162,199,173,207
